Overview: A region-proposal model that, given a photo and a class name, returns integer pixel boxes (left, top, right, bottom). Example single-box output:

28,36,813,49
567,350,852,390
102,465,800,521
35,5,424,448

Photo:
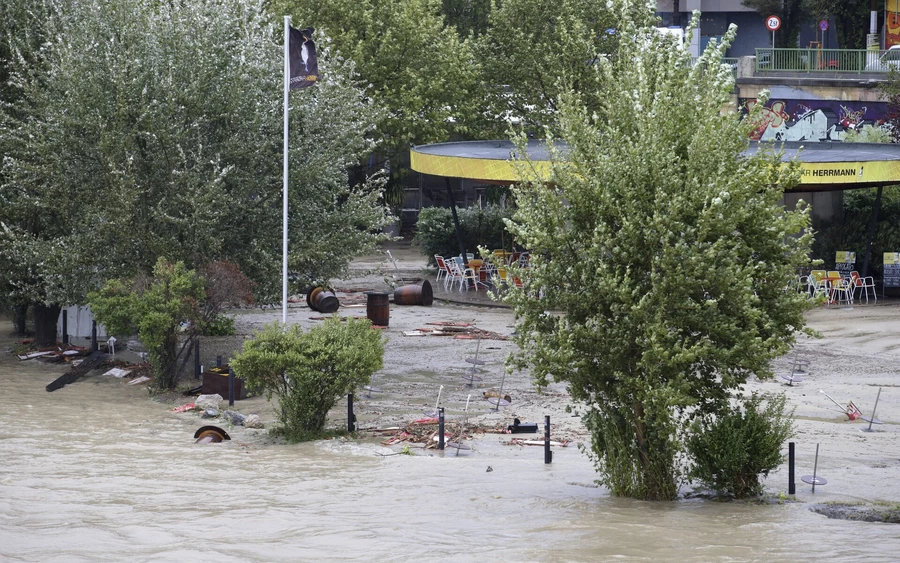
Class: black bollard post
228,367,235,407
348,393,355,433
438,407,445,450
544,415,552,464
216,355,223,368
788,442,796,495
62,310,68,345
91,320,98,352
194,339,201,379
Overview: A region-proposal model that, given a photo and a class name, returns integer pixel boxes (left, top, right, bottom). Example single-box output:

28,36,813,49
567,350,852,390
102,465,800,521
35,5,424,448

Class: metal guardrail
755,48,899,73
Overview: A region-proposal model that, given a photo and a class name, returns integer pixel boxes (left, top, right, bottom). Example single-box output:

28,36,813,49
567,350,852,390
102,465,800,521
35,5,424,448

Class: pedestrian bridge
410,140,900,192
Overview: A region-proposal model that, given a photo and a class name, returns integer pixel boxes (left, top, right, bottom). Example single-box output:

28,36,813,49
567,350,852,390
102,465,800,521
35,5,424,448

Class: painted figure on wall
742,99,890,142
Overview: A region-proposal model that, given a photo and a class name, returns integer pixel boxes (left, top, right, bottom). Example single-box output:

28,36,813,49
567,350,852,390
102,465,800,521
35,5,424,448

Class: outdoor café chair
826,270,853,305
849,271,877,303
808,269,827,299
434,255,448,285
445,258,465,290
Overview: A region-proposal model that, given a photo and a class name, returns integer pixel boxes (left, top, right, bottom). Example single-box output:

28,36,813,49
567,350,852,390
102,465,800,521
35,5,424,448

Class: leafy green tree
742,0,807,48
802,0,871,50
476,0,617,133
231,319,384,441
88,259,205,391
442,0,492,38
503,4,813,500
275,0,482,166
0,0,390,345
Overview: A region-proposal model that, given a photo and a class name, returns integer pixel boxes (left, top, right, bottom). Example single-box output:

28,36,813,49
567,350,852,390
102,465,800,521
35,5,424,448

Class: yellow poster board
835,251,856,264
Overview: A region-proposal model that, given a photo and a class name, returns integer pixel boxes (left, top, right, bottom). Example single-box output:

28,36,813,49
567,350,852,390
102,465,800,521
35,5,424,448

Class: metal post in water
811,443,820,493
228,367,235,407
194,339,201,379
348,393,355,433
438,407,445,450
544,415,552,464
62,310,68,345
216,355,223,368
788,442,796,495
865,387,882,433
91,320,98,352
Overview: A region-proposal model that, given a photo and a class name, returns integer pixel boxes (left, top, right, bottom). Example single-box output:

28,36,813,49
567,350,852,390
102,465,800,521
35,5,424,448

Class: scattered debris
483,390,512,403
18,351,53,360
171,403,196,413
223,410,246,426
402,322,508,341
194,425,230,444
127,375,151,386
244,414,264,429
195,394,223,410
103,367,132,378
502,438,570,447
507,418,538,433
45,351,107,392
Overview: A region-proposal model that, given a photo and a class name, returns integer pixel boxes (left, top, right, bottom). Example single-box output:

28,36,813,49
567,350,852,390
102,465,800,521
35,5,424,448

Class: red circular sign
819,19,829,32
766,15,782,32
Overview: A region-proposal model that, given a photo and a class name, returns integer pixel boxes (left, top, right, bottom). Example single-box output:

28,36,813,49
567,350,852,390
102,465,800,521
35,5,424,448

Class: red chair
849,271,877,303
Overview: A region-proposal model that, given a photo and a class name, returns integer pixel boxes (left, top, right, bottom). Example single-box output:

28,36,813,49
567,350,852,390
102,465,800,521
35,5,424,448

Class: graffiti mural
889,0,900,49
740,98,890,142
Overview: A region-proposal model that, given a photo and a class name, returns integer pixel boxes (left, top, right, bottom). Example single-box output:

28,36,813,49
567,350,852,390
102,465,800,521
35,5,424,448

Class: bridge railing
755,48,900,73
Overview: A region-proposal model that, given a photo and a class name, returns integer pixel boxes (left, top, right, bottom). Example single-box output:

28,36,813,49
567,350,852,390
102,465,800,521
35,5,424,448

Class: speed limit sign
766,15,781,31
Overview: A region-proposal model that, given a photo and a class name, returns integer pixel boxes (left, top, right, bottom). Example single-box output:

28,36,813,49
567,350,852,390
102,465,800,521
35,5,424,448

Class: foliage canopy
0,0,390,321
503,3,813,500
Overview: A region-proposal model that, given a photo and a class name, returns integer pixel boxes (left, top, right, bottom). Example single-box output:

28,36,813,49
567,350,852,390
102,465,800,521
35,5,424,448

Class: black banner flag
289,26,318,89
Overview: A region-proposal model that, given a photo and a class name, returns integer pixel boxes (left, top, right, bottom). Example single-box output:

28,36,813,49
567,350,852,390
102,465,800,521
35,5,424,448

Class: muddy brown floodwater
0,298,900,563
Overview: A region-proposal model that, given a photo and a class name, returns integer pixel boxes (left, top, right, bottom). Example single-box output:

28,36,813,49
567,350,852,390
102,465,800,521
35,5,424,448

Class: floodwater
2,344,899,562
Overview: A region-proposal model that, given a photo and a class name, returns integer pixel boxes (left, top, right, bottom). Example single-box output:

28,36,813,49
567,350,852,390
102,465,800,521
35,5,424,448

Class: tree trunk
13,303,29,335
33,303,61,347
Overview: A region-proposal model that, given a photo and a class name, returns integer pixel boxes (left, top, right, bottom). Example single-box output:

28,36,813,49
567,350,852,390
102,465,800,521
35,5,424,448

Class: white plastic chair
434,255,448,285
850,271,877,303
444,259,464,290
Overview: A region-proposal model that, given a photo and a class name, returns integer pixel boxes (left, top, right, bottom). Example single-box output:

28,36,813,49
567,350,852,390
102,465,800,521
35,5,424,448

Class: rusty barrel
393,279,433,306
306,287,340,314
364,291,390,327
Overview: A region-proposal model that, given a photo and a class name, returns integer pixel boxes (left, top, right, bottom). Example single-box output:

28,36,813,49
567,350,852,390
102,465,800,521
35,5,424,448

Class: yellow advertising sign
835,251,856,264
797,161,900,187
884,252,900,265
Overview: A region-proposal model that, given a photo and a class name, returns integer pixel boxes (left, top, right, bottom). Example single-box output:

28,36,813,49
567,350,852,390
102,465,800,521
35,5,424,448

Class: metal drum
393,280,433,306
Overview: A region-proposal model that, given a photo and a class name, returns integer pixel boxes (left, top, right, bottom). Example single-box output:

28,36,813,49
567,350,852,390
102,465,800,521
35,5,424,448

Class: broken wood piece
18,351,53,360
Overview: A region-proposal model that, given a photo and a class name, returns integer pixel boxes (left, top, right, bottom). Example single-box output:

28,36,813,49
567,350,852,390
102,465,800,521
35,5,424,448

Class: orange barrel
393,280,433,306
306,287,340,313
364,291,390,326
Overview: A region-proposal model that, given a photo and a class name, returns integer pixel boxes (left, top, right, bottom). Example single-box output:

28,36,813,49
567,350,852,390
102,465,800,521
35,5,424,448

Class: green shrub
230,318,384,442
415,204,516,264
687,393,794,498
89,259,205,391
198,314,236,336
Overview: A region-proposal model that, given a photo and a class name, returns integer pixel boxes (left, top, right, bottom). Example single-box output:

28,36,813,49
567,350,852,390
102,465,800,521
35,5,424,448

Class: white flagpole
282,16,290,326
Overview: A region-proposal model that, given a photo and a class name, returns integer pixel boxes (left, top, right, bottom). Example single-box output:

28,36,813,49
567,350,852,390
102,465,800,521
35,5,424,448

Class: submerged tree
504,3,814,500
0,0,390,345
